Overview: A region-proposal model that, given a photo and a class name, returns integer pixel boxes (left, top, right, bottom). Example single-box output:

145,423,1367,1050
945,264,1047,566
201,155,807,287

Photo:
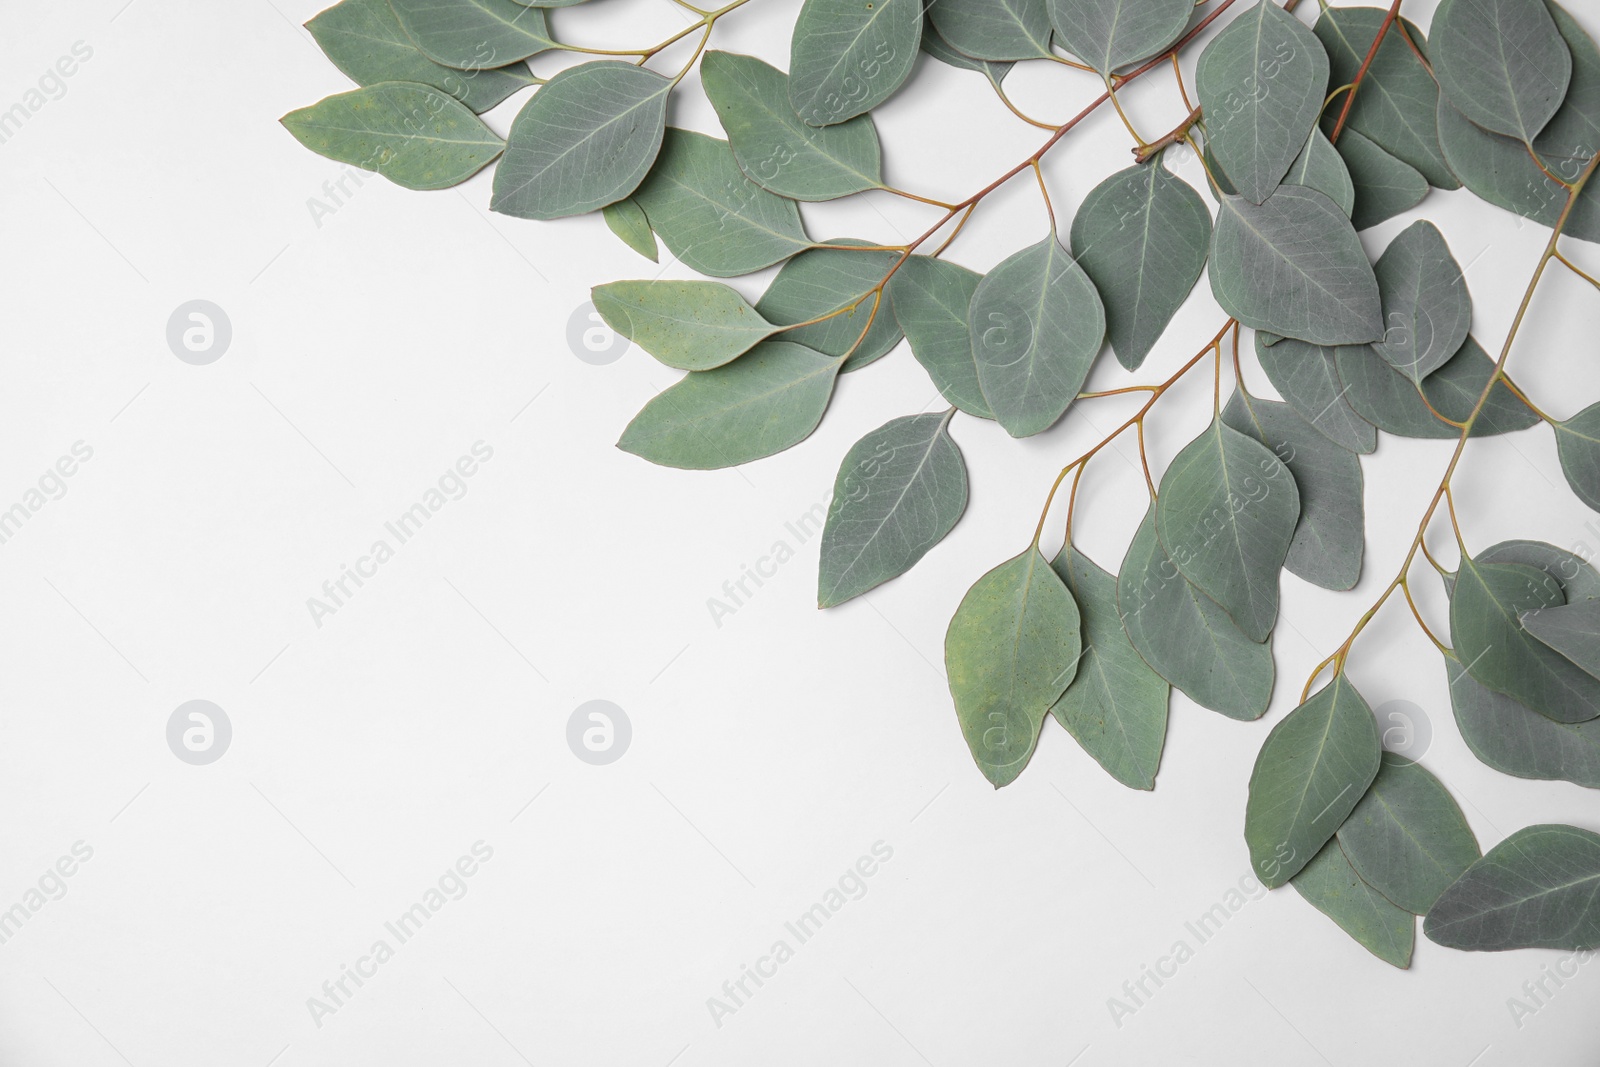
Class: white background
2,0,1599,1063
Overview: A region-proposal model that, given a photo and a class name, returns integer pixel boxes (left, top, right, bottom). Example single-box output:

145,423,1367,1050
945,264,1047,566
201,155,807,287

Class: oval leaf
591,280,776,370
1522,598,1600,679
1285,130,1356,216
388,0,556,68
1425,824,1600,950
1432,0,1571,144
756,242,902,370
1370,221,1472,385
1292,838,1415,968
1254,334,1377,454
1446,651,1600,789
788,0,922,126
602,198,658,261
1337,753,1481,914
931,0,1053,61
888,256,993,418
921,17,1015,84
1048,0,1191,76
1336,127,1430,230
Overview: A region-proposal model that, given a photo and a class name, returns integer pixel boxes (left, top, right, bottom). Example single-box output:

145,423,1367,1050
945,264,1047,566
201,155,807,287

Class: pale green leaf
1048,0,1191,77
1337,753,1481,914
1425,824,1600,950
591,280,776,370
388,0,556,68
1285,130,1356,216
920,17,1014,84
1446,652,1600,789
1432,0,1571,143
603,199,658,261
930,0,1053,61
788,0,922,126
756,241,902,370
888,256,993,418
1292,839,1415,967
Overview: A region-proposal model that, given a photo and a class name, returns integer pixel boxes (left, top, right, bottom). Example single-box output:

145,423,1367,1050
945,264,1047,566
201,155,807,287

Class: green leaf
1197,0,1330,204
491,62,671,220
1210,188,1384,345
602,199,658,262
1254,334,1378,454
1049,546,1170,790
945,548,1083,788
1245,673,1382,888
1335,335,1541,438
1451,555,1600,724
631,129,812,278
1313,8,1455,188
616,341,840,469
1425,824,1600,950
1117,506,1274,720
930,0,1053,61
1335,127,1430,230
755,242,902,371
1445,651,1600,789
1155,417,1301,641
281,82,504,191
968,232,1106,437
307,0,535,113
1336,753,1481,914
1284,130,1355,217
1223,392,1364,592
591,280,776,370
1480,538,1600,600
1432,0,1571,144
888,256,993,418
1292,839,1415,967
1370,221,1472,385
1554,402,1600,512
701,51,884,202
1522,599,1600,679
1048,0,1191,77
788,0,922,126
818,411,968,607
1069,161,1213,372
920,17,1014,85
388,0,556,68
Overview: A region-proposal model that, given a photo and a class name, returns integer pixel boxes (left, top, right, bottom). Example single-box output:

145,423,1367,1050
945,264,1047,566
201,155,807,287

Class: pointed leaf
1370,221,1472,385
591,280,776,370
788,0,922,126
818,411,969,607
1554,402,1600,512
1522,599,1600,679
930,0,1053,60
755,241,902,370
602,199,658,262
1049,0,1191,77
1425,824,1600,950
388,0,556,68
1254,334,1378,454
1285,130,1356,216
1292,838,1415,967
1432,0,1571,143
945,549,1083,788
888,256,993,418
1336,127,1430,230
1446,652,1600,789
1336,335,1541,438
1337,754,1481,914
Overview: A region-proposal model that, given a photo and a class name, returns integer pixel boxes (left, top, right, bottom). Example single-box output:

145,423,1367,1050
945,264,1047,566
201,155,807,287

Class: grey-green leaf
701,51,884,202
616,342,840,469
819,411,968,607
631,129,812,278
1480,538,1600,600
1050,546,1169,791
1336,335,1541,438
1117,506,1274,720
1156,417,1301,641
930,0,1053,61
1370,221,1472,385
1337,753,1481,914
308,0,535,113
788,0,922,126
1245,673,1382,888
388,0,556,68
969,232,1106,437
1313,8,1455,188
920,17,1014,85
1223,391,1364,591
756,241,901,370
1522,599,1600,679
1211,188,1384,345
945,548,1083,788
1452,556,1600,723
491,62,670,220
280,82,504,191
1292,838,1415,967
591,280,776,370
1069,161,1213,371
1432,0,1571,144
1554,402,1600,512
603,199,658,262
1197,0,1330,204
1425,824,1600,950
1048,0,1191,76
1446,651,1600,789
1285,130,1356,216
889,256,993,418
1336,127,1430,230
1254,334,1378,454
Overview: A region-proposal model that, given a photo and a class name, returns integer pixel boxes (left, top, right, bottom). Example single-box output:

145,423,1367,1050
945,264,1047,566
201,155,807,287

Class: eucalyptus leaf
1223,392,1364,591
1156,417,1301,641
1116,507,1274,720
756,241,902,371
603,199,657,262
1446,651,1600,789
1336,127,1430,230
280,82,504,191
631,129,812,278
968,232,1106,437
1432,0,1571,144
1285,130,1356,216
1198,0,1329,204
888,256,993,418
1554,402,1600,512
945,549,1083,788
1244,673,1382,888
818,411,969,608
591,280,776,370
1370,221,1472,385
1521,599,1600,679
788,0,922,126
1210,188,1384,345
1048,0,1190,76
308,0,535,113
1050,546,1170,791
616,342,840,469
1425,824,1600,951
1336,753,1481,914
702,51,884,202
1480,538,1600,600
491,62,671,220
920,17,1014,85
388,0,556,68
1336,335,1540,439
1069,161,1213,371
1292,838,1415,967
930,0,1053,61
1254,334,1378,454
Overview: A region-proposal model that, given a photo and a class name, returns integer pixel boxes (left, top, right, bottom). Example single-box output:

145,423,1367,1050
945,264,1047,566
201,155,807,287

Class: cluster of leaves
283,0,1600,966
